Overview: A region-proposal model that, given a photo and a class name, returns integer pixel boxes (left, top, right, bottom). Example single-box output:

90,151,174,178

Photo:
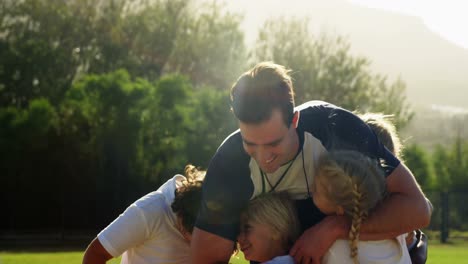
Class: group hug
83,62,432,264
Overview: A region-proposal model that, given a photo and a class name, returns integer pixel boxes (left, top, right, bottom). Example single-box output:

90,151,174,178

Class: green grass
229,252,249,264
0,240,466,264
0,251,121,264
0,250,247,264
427,240,468,264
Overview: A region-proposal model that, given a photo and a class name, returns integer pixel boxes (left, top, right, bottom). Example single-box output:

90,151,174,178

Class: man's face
239,109,299,173
237,219,284,262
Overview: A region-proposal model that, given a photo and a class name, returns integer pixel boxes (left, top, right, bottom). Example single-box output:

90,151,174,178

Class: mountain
225,0,468,109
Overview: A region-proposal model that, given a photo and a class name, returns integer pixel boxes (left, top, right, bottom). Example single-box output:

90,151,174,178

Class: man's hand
290,215,348,264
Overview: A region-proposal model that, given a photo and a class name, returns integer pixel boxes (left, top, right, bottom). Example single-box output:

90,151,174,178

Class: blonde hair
314,151,387,264
240,192,300,253
359,113,403,158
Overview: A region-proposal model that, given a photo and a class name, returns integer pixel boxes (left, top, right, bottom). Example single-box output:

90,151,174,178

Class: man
191,62,431,264
82,165,204,264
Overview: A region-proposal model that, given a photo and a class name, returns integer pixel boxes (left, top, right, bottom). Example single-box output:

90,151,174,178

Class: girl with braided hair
312,150,411,264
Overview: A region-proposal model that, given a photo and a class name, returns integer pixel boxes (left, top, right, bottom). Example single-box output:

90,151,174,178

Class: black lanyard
260,158,295,193
260,149,311,197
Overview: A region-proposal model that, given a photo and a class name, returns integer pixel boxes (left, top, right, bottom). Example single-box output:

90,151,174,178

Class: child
237,192,300,264
360,112,430,263
312,150,412,264
359,113,403,158
83,165,204,264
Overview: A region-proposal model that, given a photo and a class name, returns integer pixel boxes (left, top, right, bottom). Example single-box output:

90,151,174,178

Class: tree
165,0,247,90
1,0,247,107
0,0,96,107
185,86,237,167
0,98,59,229
253,17,413,127
432,145,452,191
87,0,190,80
62,69,151,225
402,144,434,190
431,139,468,230
138,74,195,183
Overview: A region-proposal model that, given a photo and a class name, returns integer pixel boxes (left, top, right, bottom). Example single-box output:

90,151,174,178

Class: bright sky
349,0,468,49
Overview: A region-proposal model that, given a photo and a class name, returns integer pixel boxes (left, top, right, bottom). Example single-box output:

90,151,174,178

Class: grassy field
425,240,468,264
0,240,466,264
0,251,247,264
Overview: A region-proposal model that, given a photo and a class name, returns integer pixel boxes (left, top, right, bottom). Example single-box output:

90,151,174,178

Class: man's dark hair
230,62,295,126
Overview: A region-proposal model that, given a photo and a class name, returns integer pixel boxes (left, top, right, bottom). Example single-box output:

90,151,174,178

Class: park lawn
0,250,248,264
427,240,468,264
0,251,120,264
1,241,467,264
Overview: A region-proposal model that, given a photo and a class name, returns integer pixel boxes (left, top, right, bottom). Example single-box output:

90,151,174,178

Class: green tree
62,69,151,224
138,74,195,183
430,139,468,230
402,144,434,190
1,0,246,109
165,0,247,90
185,86,237,167
0,0,95,107
0,98,58,170
0,98,60,229
432,145,452,191
253,17,413,127
87,0,190,80
431,138,468,191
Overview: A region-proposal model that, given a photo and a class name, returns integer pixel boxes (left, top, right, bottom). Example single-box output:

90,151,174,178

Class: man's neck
288,129,301,162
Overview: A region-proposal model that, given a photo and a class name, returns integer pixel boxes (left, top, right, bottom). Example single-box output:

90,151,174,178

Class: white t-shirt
323,235,411,264
262,255,295,264
97,175,190,264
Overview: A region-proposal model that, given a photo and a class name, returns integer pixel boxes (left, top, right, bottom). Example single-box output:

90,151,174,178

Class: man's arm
290,163,432,263
359,162,431,238
191,227,235,264
83,238,113,264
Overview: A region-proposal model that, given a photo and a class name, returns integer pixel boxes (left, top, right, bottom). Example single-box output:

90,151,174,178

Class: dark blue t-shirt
195,101,399,241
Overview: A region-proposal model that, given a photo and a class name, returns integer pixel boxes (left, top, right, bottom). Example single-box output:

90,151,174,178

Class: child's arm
290,163,432,263
83,238,113,264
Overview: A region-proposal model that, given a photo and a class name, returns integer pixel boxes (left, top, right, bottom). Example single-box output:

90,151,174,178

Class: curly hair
171,164,205,234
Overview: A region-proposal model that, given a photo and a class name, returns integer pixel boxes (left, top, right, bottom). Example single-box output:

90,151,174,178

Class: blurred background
1,0,467,250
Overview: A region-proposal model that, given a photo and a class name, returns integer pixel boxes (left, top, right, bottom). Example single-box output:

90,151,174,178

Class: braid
315,150,387,264
348,184,368,264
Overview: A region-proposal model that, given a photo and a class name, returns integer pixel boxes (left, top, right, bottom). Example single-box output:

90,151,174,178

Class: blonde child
312,150,412,264
237,192,300,264
359,113,403,158
360,112,430,263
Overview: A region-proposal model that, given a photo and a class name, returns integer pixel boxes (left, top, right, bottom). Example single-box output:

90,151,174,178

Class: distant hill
401,104,468,150
226,0,468,109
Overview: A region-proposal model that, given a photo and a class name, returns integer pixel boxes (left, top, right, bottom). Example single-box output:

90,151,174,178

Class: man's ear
292,111,300,128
